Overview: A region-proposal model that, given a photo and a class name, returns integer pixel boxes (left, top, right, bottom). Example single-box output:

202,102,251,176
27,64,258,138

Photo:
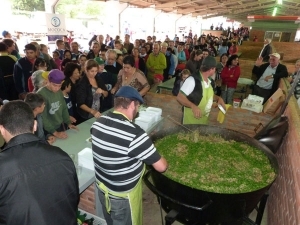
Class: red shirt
184,49,190,60
220,65,241,88
28,76,34,92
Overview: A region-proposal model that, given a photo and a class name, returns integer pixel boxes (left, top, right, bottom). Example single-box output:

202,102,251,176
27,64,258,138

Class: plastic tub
146,107,162,122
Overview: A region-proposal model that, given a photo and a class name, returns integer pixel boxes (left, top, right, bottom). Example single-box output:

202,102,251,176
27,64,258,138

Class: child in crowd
150,74,164,93
61,78,76,124
52,50,62,70
63,50,72,60
37,69,78,139
55,39,65,60
172,69,191,96
24,93,56,145
28,58,48,92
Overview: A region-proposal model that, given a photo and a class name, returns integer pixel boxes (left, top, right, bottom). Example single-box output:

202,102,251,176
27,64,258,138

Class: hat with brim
2,30,9,37
269,53,280,59
41,71,50,80
154,74,164,82
202,56,217,68
115,86,144,104
95,57,105,65
48,69,65,84
114,49,123,55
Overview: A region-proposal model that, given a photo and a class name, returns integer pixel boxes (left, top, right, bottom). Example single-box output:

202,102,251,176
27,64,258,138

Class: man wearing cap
13,43,37,100
252,53,288,103
2,30,19,56
177,56,225,124
91,86,168,225
37,69,78,139
150,74,164,93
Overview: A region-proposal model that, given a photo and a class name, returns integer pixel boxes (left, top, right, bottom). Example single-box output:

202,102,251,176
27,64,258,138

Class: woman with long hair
185,50,203,74
132,47,146,73
76,59,108,122
220,54,240,104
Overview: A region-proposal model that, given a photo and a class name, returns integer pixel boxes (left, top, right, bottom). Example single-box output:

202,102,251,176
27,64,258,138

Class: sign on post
45,13,67,35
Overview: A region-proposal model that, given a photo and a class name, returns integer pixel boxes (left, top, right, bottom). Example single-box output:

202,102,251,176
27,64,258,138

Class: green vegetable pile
154,132,276,194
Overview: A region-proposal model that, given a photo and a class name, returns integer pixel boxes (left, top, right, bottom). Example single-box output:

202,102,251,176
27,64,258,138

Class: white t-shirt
180,76,211,96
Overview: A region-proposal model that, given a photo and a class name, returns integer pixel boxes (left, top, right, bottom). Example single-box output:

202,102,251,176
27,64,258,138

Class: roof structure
98,0,300,22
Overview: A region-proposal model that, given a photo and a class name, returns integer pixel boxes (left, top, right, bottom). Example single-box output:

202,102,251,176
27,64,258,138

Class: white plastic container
134,117,150,131
78,148,95,171
146,107,162,122
138,111,156,124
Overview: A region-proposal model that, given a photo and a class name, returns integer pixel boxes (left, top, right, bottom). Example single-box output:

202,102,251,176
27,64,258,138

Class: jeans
221,87,236,104
98,189,132,225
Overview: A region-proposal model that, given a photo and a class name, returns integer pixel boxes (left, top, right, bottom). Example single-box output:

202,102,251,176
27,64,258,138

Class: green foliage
10,0,45,11
56,0,103,19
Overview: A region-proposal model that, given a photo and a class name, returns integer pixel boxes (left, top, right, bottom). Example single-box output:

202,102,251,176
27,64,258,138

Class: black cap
115,86,144,104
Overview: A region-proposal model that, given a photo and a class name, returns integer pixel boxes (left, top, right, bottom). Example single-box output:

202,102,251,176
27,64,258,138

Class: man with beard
91,86,168,225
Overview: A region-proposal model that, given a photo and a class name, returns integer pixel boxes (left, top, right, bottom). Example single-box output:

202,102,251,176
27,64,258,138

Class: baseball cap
94,57,105,65
115,86,144,104
114,49,123,55
2,30,9,37
41,71,50,80
202,56,217,68
48,69,65,84
154,74,164,82
269,53,280,59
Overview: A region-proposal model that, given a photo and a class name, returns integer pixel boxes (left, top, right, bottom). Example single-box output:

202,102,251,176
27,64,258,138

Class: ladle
166,115,193,132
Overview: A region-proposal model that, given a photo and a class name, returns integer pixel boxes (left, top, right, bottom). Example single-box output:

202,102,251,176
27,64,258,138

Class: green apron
96,166,145,225
183,77,214,125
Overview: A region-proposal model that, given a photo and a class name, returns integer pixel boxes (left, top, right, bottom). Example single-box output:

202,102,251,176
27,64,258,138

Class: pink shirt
134,59,139,69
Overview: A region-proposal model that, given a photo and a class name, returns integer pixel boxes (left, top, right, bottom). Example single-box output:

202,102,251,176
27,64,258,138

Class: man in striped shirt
91,86,168,225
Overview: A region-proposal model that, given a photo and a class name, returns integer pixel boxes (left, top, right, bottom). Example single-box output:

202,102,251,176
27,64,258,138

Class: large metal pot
144,125,278,225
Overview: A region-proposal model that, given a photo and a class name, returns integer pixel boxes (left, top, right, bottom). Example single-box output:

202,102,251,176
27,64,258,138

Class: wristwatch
271,74,274,78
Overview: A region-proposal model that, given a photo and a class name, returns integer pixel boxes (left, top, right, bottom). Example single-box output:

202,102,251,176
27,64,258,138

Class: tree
55,0,103,19
10,0,45,11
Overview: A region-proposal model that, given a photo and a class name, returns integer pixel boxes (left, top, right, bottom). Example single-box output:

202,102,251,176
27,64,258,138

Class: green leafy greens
155,132,276,194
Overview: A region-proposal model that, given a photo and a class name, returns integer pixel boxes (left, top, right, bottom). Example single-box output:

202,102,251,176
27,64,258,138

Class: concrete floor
142,183,268,225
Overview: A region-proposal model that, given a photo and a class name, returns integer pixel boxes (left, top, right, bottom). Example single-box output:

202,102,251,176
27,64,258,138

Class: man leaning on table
91,86,168,225
0,101,79,224
177,56,225,125
252,53,288,103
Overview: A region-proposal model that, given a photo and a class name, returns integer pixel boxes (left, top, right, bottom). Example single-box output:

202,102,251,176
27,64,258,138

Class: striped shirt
91,112,161,192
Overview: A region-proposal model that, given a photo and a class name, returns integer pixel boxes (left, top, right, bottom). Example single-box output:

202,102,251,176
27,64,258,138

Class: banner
45,13,67,35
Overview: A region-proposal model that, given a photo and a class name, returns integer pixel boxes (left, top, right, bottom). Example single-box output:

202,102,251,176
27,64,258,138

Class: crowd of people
0,27,293,225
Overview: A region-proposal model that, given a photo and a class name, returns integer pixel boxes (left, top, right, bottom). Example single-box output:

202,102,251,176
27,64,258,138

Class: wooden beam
176,6,206,14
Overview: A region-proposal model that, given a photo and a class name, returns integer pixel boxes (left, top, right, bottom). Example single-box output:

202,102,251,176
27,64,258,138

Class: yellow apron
183,77,214,125
96,166,145,225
